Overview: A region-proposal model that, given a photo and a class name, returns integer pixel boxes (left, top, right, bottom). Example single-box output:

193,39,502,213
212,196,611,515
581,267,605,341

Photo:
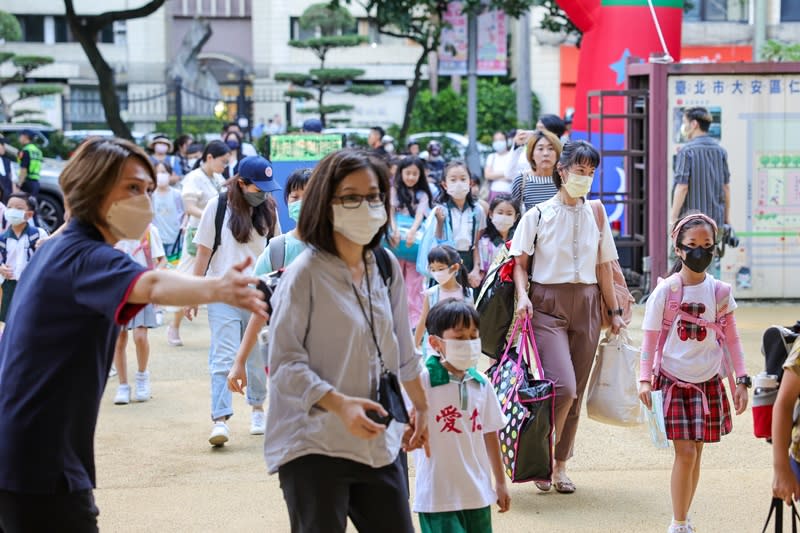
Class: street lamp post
465,7,481,177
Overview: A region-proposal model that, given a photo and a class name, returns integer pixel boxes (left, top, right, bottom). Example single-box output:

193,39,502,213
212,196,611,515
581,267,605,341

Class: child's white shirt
642,274,737,383
3,224,48,281
413,362,506,513
115,225,165,268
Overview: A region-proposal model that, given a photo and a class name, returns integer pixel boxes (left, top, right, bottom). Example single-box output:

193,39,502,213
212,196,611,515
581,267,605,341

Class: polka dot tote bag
489,316,555,483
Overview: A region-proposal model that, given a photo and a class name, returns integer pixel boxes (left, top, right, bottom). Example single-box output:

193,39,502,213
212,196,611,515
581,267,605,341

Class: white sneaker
209,422,230,446
108,365,117,378
135,371,151,402
114,384,130,405
250,410,266,435
667,523,692,533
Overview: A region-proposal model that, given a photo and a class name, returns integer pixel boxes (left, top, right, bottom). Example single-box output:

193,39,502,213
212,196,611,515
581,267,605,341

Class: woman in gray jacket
264,150,429,533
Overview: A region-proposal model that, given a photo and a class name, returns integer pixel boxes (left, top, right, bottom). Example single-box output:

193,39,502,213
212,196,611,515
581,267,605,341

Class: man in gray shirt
670,107,731,274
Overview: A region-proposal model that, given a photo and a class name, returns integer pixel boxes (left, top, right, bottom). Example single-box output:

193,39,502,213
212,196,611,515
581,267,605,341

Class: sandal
534,480,552,492
553,478,576,494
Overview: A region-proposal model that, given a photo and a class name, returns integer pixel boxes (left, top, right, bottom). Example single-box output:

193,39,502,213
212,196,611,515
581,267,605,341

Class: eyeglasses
332,192,385,209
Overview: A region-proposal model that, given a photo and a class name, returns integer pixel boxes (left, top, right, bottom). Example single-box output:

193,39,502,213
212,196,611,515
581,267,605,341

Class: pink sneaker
167,326,183,347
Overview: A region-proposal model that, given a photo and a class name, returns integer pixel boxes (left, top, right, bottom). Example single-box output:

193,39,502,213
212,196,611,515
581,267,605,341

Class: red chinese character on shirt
470,408,482,432
436,405,462,433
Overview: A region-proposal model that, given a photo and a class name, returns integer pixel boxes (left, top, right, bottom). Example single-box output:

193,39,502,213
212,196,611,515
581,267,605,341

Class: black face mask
680,245,715,273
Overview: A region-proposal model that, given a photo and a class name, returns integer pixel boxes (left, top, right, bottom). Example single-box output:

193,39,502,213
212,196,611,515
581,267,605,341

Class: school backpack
0,224,41,265
588,200,634,330
651,273,737,396
752,322,800,441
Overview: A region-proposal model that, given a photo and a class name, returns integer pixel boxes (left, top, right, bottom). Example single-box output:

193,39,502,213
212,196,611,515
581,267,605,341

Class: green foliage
11,55,55,70
17,84,63,99
41,131,78,159
0,10,22,42
310,68,365,83
299,3,355,35
0,52,14,64
299,104,354,114
284,89,316,100
289,35,367,50
409,87,465,135
346,85,385,96
762,40,800,62
533,0,582,45
154,116,227,139
281,2,380,126
274,72,313,85
409,78,541,141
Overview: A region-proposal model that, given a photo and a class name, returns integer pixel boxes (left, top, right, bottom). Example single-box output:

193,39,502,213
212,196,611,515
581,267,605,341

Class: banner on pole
438,2,507,76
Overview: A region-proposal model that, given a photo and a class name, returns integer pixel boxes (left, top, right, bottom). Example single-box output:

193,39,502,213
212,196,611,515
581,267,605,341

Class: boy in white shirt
0,193,47,328
411,299,510,532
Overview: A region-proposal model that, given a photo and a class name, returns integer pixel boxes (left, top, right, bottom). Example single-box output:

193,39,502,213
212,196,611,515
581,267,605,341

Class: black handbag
763,497,800,533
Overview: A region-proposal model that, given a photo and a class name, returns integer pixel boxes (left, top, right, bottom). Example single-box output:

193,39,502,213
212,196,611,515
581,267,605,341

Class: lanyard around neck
351,255,386,372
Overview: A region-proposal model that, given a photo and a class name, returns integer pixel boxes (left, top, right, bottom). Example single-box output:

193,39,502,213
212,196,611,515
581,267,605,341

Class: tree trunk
65,16,132,140
64,0,168,141
399,44,431,142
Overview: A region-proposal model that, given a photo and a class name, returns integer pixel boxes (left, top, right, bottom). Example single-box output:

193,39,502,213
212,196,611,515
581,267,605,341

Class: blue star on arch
609,48,631,86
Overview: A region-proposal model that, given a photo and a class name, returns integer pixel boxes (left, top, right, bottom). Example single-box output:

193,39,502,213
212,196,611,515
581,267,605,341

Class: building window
290,17,317,40
684,0,748,22
54,16,70,43
99,24,114,43
782,0,800,21
18,15,45,42
172,0,251,18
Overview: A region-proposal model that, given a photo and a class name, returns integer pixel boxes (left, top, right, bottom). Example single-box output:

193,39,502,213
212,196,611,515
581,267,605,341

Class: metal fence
63,79,285,131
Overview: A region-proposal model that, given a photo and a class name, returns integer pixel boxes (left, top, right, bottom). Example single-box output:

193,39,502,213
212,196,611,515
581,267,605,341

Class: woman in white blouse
509,140,623,494
166,140,230,347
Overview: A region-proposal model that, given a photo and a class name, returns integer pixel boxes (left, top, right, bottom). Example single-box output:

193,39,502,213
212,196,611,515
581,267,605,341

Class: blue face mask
226,140,240,150
288,200,302,222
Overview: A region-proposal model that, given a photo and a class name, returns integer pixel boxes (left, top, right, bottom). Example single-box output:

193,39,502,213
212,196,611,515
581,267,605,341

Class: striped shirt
511,174,558,214
673,135,730,227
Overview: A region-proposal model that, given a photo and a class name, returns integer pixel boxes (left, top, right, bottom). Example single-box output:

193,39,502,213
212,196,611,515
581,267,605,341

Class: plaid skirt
655,373,732,443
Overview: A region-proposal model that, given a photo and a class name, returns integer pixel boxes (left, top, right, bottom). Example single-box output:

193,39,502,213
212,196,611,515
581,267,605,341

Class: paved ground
95,303,800,532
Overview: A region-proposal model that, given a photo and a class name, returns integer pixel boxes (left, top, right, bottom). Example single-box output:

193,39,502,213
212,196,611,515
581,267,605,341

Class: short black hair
684,107,713,132
285,167,313,202
8,192,37,212
538,114,566,138
426,299,480,338
371,126,385,138
555,140,600,189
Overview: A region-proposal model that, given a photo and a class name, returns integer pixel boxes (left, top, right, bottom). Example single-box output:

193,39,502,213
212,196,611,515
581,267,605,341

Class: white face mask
187,158,199,168
106,194,153,240
563,172,593,199
492,140,508,153
491,214,515,232
153,143,169,155
448,181,470,200
443,338,482,371
431,268,454,285
332,203,387,246
5,208,26,226
156,172,170,187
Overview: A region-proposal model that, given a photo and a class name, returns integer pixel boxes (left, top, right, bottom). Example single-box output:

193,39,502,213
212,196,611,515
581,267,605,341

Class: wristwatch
607,308,624,317
736,375,752,388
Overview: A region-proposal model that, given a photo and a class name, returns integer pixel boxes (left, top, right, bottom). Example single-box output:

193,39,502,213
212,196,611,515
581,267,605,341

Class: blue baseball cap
238,156,281,193
302,118,323,133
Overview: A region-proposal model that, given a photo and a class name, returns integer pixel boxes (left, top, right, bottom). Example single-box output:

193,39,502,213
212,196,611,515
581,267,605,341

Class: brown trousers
530,282,601,462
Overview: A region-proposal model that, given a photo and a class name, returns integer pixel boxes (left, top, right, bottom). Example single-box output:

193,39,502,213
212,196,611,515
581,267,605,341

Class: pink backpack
652,273,736,405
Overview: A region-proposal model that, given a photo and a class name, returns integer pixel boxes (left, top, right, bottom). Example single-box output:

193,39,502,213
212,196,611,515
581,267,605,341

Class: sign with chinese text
667,73,800,297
